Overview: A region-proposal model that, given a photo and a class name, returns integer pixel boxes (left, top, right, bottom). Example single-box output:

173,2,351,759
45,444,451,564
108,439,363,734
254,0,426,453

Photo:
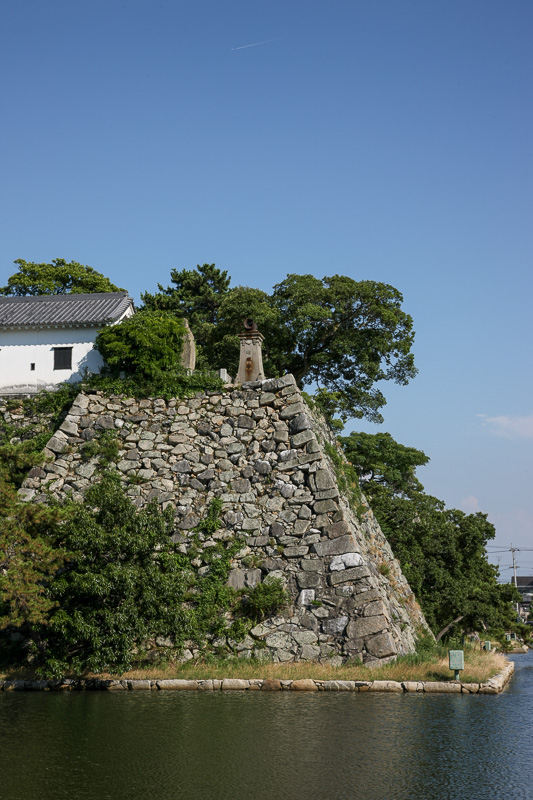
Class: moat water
1,650,532,800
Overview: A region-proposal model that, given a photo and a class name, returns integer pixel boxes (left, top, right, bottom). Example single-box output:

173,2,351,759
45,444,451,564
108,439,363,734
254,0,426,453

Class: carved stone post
236,319,265,384
180,319,196,371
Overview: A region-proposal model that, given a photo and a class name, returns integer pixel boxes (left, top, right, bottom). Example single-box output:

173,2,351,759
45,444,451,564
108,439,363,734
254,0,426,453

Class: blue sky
1,1,532,575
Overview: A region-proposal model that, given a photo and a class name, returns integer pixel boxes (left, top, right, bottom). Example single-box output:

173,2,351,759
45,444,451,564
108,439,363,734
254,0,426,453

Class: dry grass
88,648,507,684
1,648,509,685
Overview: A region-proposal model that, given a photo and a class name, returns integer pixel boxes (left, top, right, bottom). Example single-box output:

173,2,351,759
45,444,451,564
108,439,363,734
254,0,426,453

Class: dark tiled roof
516,577,533,588
0,292,133,329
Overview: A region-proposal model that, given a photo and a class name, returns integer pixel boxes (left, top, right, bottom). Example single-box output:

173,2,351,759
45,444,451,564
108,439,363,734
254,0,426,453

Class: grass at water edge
0,650,509,685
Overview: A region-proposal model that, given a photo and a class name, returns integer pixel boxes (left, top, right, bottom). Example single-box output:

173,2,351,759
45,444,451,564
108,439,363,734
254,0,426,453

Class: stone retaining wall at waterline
0,661,514,694
18,373,430,666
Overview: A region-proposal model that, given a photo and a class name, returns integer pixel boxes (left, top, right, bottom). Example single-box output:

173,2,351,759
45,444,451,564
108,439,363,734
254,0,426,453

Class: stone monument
181,319,196,371
236,319,265,384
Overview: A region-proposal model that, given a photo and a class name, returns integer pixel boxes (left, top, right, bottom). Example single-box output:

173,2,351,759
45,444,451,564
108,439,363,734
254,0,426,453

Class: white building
0,292,134,395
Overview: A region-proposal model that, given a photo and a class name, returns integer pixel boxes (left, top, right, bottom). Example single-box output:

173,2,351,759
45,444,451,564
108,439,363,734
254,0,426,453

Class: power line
486,546,533,551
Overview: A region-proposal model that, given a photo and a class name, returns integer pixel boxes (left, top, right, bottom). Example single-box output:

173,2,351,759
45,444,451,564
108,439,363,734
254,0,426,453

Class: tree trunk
435,615,465,642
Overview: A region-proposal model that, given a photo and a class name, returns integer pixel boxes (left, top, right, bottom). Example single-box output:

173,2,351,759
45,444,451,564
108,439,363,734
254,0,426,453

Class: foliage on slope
340,431,521,637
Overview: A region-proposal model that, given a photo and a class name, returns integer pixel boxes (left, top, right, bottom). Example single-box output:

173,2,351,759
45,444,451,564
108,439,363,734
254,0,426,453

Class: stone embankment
0,661,514,694
0,398,56,443
18,374,430,666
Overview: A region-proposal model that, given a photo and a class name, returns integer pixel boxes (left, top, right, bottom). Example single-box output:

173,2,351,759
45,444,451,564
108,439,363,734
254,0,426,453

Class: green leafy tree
373,489,517,635
94,310,186,381
0,412,68,651
141,263,231,368
0,437,48,489
35,475,242,675
0,259,122,295
143,266,417,423
269,274,417,423
0,483,67,633
341,431,520,636
340,431,429,494
37,475,188,674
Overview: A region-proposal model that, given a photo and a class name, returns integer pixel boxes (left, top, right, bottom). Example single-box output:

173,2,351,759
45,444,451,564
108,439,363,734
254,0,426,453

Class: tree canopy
0,482,66,632
40,475,186,675
142,264,417,423
0,259,122,295
94,310,186,381
340,431,429,495
341,431,520,636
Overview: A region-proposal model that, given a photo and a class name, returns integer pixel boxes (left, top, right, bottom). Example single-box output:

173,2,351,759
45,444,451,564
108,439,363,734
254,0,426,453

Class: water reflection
1,651,532,800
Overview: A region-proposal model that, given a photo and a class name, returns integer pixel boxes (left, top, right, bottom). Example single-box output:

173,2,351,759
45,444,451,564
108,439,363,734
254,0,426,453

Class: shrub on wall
94,310,186,381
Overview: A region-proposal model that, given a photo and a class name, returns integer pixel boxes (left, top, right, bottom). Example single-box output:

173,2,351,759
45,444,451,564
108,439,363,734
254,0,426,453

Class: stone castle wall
19,374,430,666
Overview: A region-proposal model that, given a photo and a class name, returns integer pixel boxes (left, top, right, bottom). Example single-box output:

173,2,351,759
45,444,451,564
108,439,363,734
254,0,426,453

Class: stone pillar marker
236,319,265,383
181,319,196,371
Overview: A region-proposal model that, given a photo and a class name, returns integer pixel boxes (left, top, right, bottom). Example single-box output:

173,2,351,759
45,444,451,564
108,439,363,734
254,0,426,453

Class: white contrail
231,38,277,51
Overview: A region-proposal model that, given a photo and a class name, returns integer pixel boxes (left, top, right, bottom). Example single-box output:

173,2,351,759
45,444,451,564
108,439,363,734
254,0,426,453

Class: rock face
19,374,430,666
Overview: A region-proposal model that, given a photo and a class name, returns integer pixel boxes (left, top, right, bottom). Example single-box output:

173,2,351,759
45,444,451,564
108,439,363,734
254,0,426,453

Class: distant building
514,576,533,597
0,292,134,394
515,576,533,623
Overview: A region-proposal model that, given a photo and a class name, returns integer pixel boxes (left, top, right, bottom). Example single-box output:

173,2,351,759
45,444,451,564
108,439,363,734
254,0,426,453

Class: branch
435,615,465,642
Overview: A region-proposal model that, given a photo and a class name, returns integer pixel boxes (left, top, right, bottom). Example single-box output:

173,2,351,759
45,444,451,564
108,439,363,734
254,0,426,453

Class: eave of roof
0,292,134,330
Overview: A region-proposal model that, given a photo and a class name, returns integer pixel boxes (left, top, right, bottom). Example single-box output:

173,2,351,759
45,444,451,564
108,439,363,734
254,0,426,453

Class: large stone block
346,615,388,639
290,679,318,691
364,632,396,659
46,436,68,454
291,430,315,448
296,572,320,589
330,552,364,571
289,413,312,434
312,535,357,557
283,545,309,557
95,415,115,430
324,520,352,538
128,680,152,690
293,630,318,645
157,680,198,690
222,679,250,690
261,679,282,691
423,682,461,694
363,600,388,617
314,468,336,490
227,568,246,589
279,403,307,420
59,419,78,436
329,565,371,585
314,499,339,514
297,589,315,605
351,588,382,608
300,645,321,660
265,631,293,650
322,616,349,636
368,681,403,693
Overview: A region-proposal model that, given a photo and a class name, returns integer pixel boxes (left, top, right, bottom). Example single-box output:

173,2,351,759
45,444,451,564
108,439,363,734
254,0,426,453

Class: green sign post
449,650,464,681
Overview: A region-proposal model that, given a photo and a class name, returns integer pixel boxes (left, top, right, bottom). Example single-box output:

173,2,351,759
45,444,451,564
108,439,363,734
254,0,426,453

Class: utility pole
510,544,519,587
510,544,520,621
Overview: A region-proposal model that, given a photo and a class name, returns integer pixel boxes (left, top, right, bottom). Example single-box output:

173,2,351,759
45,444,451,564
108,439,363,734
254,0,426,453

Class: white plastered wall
0,327,105,393
0,303,134,394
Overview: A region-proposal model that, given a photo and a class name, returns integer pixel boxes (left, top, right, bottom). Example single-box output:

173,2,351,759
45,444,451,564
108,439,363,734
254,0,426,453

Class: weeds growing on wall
243,579,288,622
24,384,80,425
193,498,224,536
79,370,225,401
323,441,366,518
0,434,48,488
80,430,119,466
